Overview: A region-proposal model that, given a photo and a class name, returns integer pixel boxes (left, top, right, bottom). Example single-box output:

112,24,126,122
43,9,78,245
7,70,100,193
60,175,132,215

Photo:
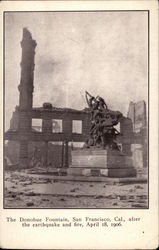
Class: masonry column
43,141,48,167
61,142,64,167
82,112,91,139
63,117,72,168
42,106,52,167
64,141,69,168
18,28,37,168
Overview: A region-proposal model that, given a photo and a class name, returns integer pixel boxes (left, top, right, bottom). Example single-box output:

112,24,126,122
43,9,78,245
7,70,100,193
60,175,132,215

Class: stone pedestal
68,149,136,178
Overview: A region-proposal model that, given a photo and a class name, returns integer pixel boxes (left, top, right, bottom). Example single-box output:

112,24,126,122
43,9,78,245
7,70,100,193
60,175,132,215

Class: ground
4,170,148,208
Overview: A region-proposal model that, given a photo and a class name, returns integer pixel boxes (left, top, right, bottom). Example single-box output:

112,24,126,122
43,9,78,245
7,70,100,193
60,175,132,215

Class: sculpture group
85,91,122,150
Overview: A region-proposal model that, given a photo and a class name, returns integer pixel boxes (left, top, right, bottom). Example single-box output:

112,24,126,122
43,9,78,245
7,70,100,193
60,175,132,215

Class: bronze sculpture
85,91,122,150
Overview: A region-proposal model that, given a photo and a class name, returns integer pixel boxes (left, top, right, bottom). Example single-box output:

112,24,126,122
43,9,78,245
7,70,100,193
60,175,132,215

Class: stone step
15,171,148,184
68,167,137,178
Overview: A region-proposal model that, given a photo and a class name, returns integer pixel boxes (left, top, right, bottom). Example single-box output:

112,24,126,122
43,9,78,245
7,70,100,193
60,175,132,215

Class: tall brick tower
18,28,37,167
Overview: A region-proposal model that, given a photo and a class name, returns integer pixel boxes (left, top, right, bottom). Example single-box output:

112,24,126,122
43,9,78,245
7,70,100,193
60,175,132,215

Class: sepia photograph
4,11,148,209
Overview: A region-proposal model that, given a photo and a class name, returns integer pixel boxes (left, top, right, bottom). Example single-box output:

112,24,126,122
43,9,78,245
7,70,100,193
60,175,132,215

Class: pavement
4,170,148,208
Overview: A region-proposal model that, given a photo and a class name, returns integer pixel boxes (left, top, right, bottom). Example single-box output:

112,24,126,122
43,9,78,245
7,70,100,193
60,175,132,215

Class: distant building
127,101,147,133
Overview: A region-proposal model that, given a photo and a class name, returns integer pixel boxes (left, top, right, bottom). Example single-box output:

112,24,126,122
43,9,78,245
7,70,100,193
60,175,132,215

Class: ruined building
5,28,148,170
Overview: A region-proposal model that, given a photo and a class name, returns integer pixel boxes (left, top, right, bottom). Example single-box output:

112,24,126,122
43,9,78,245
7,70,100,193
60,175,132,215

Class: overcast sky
5,11,148,130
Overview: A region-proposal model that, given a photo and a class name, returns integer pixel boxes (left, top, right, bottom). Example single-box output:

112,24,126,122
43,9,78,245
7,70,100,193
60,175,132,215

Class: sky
5,11,148,130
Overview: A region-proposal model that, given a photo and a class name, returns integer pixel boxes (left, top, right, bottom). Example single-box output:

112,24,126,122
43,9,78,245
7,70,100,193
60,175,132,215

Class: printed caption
6,216,141,228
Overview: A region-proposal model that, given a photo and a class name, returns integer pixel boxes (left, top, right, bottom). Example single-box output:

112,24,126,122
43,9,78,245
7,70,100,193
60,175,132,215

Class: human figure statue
85,91,122,150
96,96,108,110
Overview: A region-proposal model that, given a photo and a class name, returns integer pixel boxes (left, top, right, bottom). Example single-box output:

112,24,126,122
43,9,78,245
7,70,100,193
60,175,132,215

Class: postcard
0,0,158,249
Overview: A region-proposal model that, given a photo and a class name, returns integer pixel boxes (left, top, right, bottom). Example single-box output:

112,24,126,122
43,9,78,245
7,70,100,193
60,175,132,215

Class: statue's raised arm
85,91,95,109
